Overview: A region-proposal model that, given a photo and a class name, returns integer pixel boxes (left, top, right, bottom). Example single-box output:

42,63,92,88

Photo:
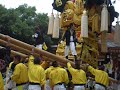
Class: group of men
0,52,119,90
33,23,78,62
0,23,119,90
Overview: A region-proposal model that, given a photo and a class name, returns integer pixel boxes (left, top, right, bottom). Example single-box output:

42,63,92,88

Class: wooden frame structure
0,34,74,66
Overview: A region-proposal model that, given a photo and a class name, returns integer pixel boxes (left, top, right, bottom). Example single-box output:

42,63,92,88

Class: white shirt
70,36,74,42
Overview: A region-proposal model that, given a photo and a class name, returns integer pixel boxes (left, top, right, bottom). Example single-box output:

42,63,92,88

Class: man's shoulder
103,71,109,75
97,69,107,74
58,67,67,72
46,66,54,71
60,67,66,70
16,63,26,67
50,67,59,73
37,65,45,71
80,69,86,74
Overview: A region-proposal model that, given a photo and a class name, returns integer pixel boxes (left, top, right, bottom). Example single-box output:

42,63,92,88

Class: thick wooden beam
0,46,27,58
0,34,74,65
0,46,66,68
0,39,39,57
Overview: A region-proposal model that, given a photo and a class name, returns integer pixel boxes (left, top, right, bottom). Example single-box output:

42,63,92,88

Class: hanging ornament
114,20,120,45
47,11,54,35
100,4,108,32
101,31,107,53
52,12,60,38
81,10,88,38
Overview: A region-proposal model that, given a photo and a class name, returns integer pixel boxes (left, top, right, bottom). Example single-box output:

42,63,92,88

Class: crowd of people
0,24,119,90
0,51,119,90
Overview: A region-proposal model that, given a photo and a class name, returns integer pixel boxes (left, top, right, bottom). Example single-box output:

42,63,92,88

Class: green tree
0,4,51,45
0,4,60,53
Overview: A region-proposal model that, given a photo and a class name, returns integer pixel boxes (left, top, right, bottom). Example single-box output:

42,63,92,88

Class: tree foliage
0,4,51,45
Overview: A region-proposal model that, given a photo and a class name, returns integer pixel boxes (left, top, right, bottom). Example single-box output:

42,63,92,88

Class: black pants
8,89,12,90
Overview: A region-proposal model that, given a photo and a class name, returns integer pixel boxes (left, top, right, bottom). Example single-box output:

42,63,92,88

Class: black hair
34,57,41,64
75,60,81,70
52,61,58,67
69,23,74,28
75,63,80,70
98,65,105,71
0,48,6,59
14,55,21,61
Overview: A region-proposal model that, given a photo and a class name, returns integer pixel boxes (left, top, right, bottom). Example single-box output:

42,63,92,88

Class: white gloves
60,40,63,44
32,33,38,38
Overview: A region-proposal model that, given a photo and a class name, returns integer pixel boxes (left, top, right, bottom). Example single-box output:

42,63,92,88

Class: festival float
0,0,119,70
48,0,119,68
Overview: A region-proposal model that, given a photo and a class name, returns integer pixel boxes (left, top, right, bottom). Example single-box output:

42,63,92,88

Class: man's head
35,25,43,33
71,23,74,28
69,23,74,27
13,55,21,64
98,65,105,71
68,23,74,30
35,25,40,32
0,48,6,59
34,57,41,65
51,61,58,67
75,60,80,70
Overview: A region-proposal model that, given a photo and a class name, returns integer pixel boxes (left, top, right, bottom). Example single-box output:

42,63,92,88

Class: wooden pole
80,42,84,58
101,31,107,52
0,46,27,58
0,34,74,65
0,39,64,64
0,39,39,57
0,46,66,68
11,50,27,58
0,39,66,65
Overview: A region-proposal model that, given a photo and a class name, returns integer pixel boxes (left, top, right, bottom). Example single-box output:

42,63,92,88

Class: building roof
107,26,120,47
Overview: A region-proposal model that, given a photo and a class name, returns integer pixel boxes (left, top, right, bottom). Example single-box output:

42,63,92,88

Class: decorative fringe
114,21,120,45
100,4,108,32
101,31,107,52
47,11,54,35
81,10,88,38
92,14,100,33
52,12,60,38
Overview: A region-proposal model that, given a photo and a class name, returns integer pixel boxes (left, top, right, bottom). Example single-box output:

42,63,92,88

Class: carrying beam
0,34,74,66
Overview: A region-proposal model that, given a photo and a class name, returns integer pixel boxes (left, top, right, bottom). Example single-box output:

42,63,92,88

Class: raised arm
88,65,96,76
11,65,20,82
67,62,75,74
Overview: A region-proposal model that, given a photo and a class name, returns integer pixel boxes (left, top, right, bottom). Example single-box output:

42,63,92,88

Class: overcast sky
0,0,120,24
0,0,54,15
